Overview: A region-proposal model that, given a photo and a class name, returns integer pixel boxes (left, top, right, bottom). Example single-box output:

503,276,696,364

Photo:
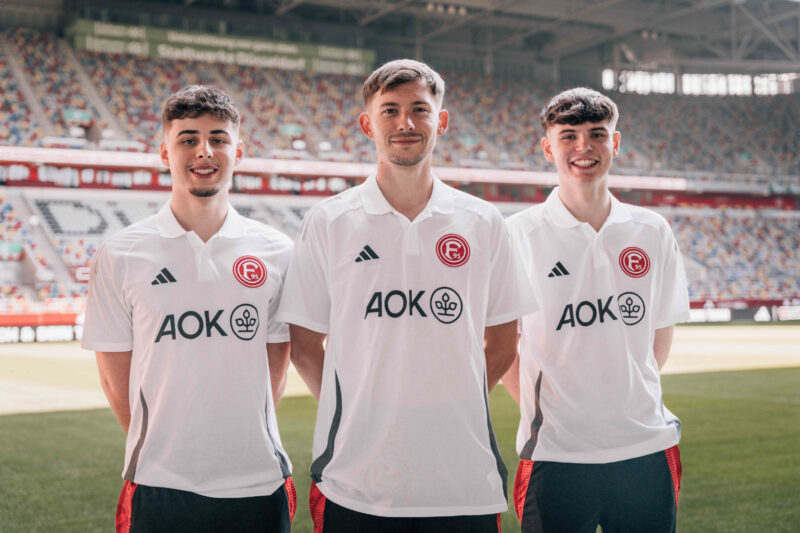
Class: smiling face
160,114,243,199
542,120,620,185
359,79,448,168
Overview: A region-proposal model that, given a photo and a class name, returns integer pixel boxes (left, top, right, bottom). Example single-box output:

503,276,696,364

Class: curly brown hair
162,85,240,130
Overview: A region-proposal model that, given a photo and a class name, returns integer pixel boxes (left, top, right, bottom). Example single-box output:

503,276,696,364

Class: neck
557,178,611,232
170,191,229,242
375,158,434,221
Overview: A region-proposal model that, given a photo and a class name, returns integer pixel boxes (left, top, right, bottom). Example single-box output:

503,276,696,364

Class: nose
575,135,592,152
397,111,414,132
196,140,213,158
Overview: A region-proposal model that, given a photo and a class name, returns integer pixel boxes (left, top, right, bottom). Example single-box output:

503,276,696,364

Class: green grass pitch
1,367,798,532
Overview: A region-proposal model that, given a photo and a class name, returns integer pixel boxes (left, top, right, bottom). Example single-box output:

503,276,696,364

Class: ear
541,136,555,163
612,131,621,158
437,109,449,135
359,112,373,138
235,139,244,166
160,141,169,167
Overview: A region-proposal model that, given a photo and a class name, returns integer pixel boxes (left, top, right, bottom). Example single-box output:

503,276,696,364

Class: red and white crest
619,247,650,278
436,234,470,267
233,255,267,288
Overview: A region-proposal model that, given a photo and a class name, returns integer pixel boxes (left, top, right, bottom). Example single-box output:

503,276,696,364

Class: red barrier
0,313,78,327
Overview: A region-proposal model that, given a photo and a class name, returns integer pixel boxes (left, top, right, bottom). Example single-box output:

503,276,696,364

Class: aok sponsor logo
364,287,463,324
556,292,645,330
155,304,260,342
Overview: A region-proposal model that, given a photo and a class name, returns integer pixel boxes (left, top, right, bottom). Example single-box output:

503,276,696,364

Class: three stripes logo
547,261,570,278
151,267,177,285
355,245,379,263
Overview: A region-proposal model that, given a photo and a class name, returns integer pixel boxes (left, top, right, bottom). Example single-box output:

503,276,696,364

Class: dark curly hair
162,85,240,129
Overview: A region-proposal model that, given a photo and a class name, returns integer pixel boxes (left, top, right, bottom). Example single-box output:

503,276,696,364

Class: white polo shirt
82,203,293,498
506,188,690,464
276,175,535,517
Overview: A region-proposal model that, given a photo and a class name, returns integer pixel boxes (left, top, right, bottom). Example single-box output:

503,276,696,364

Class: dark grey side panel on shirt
265,394,292,478
484,376,508,501
521,371,544,460
124,389,149,481
310,372,342,483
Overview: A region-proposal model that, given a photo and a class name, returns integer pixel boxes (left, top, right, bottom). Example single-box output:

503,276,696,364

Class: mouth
391,136,422,145
570,159,599,169
189,165,219,178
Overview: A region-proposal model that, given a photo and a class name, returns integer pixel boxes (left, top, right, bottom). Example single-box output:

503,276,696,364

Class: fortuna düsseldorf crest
233,255,267,288
436,234,470,267
619,247,650,278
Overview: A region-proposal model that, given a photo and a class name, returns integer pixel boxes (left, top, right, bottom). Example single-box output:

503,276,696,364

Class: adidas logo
151,268,177,285
354,245,379,263
547,261,570,278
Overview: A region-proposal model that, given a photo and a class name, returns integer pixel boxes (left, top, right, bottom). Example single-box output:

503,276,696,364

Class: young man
276,59,535,532
82,86,296,532
504,87,690,533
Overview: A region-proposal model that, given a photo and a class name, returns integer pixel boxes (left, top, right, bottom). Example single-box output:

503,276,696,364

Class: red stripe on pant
285,477,297,522
309,482,326,533
513,459,534,522
116,481,138,533
497,512,503,532
664,445,682,507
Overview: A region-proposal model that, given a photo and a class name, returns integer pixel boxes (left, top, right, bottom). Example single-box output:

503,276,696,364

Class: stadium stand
0,26,798,315
4,188,797,309
0,54,42,147
78,51,220,151
217,64,310,158
1,26,792,185
6,28,109,142
662,208,800,301
272,70,373,161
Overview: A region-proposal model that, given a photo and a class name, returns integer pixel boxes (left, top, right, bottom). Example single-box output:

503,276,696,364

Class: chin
189,187,221,198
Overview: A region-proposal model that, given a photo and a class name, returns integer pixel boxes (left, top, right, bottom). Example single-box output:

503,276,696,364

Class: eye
181,138,196,145
382,108,397,115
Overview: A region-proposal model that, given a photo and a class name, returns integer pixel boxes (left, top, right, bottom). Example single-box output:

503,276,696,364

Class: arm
653,325,674,371
288,324,326,401
485,320,519,392
95,351,132,432
267,341,291,406
501,338,521,404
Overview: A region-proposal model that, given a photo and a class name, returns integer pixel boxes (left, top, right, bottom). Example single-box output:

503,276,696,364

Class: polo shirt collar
360,174,455,216
155,202,246,239
545,187,633,229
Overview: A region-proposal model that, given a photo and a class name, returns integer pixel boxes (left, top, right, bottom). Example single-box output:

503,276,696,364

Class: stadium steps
13,190,74,284
443,99,505,167
58,39,126,141
0,33,56,138
261,69,326,156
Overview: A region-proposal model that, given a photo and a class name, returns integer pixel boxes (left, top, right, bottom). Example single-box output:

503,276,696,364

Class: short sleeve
274,208,331,334
485,213,537,326
653,224,691,329
81,243,134,352
266,240,293,343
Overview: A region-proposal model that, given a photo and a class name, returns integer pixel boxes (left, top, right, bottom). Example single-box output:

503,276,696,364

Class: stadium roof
64,0,800,73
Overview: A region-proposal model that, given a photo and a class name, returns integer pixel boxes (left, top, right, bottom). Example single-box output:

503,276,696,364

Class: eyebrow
379,101,432,108
557,127,608,133
176,129,231,136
